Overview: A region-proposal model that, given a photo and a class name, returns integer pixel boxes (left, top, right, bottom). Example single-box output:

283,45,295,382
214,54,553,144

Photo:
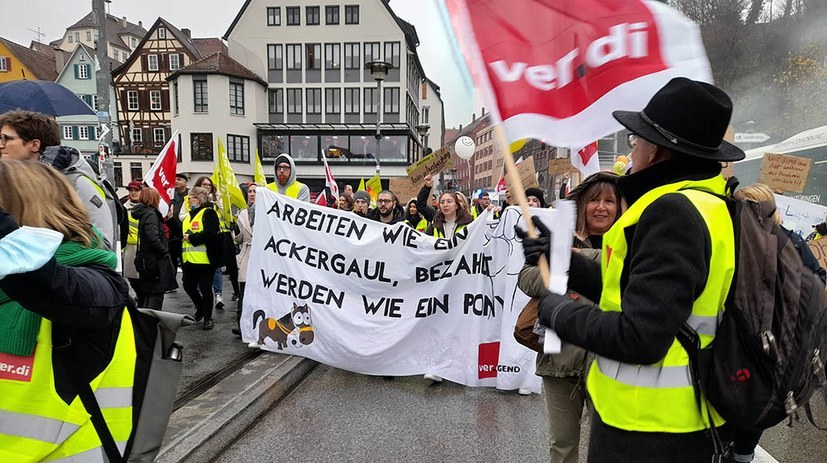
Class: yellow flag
254,149,267,185
365,173,382,208
357,177,366,192
212,138,246,224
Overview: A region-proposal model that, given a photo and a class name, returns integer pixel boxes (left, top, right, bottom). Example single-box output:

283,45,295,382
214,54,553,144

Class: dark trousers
168,239,183,273
128,278,144,307
182,264,215,321
226,256,240,295
731,428,762,459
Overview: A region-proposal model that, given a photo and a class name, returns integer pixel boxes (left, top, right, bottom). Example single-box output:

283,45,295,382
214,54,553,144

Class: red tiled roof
169,52,266,86
0,37,57,80
192,38,227,57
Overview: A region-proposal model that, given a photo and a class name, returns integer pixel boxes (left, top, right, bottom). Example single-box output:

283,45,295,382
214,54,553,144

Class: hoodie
41,146,117,250
266,153,310,202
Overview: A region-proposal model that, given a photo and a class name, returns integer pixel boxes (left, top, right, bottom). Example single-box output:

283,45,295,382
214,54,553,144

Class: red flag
573,141,600,177
144,131,178,215
445,0,712,149
314,190,327,207
321,150,339,199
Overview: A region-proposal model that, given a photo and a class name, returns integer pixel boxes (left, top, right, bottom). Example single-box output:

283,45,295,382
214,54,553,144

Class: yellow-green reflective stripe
94,387,132,409
0,410,79,444
596,356,692,389
687,313,720,337
48,441,127,463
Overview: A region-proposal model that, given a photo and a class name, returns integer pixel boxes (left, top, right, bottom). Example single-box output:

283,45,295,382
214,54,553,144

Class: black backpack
678,184,827,437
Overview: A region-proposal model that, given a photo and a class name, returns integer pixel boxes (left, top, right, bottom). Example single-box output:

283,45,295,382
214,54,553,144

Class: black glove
537,289,574,329
514,215,551,266
816,222,827,236
0,208,20,240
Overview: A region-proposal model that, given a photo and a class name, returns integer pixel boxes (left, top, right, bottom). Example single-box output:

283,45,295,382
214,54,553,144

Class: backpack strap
676,322,726,462
53,332,126,463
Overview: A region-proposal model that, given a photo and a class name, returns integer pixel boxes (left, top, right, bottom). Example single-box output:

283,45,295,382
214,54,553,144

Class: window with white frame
79,126,89,140
287,88,302,114
226,134,250,163
306,88,322,114
286,6,300,25
94,126,101,140
364,87,378,114
267,44,283,70
158,28,166,39
194,79,208,112
326,5,339,24
0,57,8,72
306,44,321,70
345,5,359,24
78,64,90,79
344,43,359,69
63,126,73,140
154,128,165,143
148,54,159,71
269,89,284,114
344,88,359,114
169,54,180,70
68,33,73,44
127,91,139,110
384,42,400,68
325,43,340,69
113,50,119,61
229,80,245,115
306,6,320,25
267,7,281,26
383,87,399,114
364,42,380,65
149,90,162,110
325,88,340,114
286,44,302,70
132,128,142,143
422,106,430,124
86,31,91,41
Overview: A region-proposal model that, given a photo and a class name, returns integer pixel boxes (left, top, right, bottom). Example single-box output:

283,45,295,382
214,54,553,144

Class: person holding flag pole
210,138,247,308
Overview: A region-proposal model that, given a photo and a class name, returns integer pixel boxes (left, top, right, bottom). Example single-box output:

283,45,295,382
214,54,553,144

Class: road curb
156,353,318,463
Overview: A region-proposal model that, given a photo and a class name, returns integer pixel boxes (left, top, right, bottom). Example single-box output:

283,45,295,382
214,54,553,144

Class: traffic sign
734,132,771,143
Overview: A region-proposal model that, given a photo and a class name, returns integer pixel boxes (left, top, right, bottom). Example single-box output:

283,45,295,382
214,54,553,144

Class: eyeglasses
276,166,291,171
0,134,21,146
377,199,394,204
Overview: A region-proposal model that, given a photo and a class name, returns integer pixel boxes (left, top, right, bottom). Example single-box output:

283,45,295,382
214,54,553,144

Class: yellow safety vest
406,217,428,232
126,211,139,245
431,223,467,238
587,176,735,433
182,208,210,265
266,181,305,199
0,311,136,462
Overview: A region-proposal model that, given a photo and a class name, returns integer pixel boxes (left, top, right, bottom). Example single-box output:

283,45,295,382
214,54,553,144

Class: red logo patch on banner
469,0,667,119
478,341,500,379
0,346,36,382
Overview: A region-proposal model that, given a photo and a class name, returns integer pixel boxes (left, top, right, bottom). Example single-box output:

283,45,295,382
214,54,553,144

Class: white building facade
219,0,443,187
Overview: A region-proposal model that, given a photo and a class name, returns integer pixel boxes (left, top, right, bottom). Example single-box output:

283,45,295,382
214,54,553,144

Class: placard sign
758,153,813,193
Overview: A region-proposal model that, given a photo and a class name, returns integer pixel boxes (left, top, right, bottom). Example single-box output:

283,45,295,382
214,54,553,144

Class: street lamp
365,60,392,175
416,123,430,160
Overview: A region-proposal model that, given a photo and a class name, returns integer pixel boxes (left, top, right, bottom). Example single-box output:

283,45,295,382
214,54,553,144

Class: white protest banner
242,189,575,391
774,194,827,238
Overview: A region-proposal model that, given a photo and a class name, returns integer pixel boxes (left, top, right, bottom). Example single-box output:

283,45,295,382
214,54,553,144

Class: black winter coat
132,203,177,293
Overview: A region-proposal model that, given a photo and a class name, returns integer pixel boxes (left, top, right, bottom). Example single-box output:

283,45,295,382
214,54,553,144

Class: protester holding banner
367,190,406,225
353,190,371,217
181,186,220,330
404,199,428,232
517,174,619,463
232,183,257,337
132,187,177,310
525,78,746,462
416,174,474,239
266,153,310,202
338,192,354,212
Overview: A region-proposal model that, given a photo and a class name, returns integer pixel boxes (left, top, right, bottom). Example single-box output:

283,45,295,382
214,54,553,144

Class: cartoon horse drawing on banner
252,302,315,350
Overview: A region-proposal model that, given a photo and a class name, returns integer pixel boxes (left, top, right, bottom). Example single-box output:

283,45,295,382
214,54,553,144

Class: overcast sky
2,0,474,127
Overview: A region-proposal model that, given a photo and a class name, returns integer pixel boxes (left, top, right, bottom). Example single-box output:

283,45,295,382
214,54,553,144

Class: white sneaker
423,374,443,382
215,293,225,310
247,341,260,349
518,388,532,396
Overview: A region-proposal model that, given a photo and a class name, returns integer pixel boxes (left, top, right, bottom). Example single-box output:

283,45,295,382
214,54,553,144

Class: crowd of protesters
3,76,827,463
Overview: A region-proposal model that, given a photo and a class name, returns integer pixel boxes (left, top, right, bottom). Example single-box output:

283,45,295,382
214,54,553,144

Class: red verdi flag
144,131,178,216
445,0,712,148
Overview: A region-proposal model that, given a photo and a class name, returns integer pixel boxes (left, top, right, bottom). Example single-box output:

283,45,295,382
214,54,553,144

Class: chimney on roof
138,21,142,28
121,17,127,28
472,113,476,121
481,106,486,115
182,28,191,39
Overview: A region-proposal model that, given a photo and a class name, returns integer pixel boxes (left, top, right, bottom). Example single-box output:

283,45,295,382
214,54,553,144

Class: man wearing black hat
523,78,745,462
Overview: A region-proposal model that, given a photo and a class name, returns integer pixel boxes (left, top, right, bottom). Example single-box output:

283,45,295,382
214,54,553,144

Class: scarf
0,236,117,356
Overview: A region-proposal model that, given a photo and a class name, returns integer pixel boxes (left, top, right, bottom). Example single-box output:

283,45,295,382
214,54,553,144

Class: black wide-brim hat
613,77,745,162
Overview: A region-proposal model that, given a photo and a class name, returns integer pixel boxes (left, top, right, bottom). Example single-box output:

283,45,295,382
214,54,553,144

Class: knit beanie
525,187,547,208
353,191,370,204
